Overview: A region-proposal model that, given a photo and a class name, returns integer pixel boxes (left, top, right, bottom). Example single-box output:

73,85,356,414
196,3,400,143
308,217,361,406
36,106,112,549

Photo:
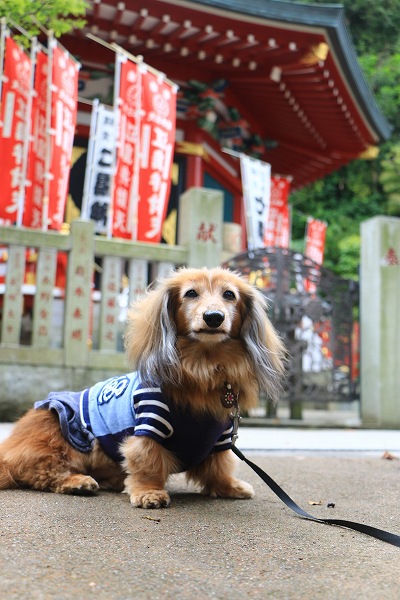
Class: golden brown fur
0,267,285,508
0,409,125,494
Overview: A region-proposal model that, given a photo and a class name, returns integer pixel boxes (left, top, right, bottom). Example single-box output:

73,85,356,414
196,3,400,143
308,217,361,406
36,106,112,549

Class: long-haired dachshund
0,267,285,508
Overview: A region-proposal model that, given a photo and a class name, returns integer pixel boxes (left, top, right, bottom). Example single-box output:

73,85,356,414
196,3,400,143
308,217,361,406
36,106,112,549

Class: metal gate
224,248,360,411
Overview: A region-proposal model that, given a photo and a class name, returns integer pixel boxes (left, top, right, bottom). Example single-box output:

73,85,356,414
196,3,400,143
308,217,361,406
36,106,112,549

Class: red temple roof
61,0,391,189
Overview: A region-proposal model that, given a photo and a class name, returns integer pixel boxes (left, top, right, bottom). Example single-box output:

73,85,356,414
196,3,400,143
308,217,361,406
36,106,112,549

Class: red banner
111,58,141,239
136,69,177,242
0,37,31,226
305,218,327,265
264,176,291,248
111,60,177,241
46,45,79,230
23,49,48,228
304,218,327,293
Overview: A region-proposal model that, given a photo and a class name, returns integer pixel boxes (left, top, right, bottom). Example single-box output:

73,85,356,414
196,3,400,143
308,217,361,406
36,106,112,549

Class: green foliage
359,54,400,136
290,159,385,278
295,0,400,56
0,0,88,38
340,0,400,56
379,145,400,215
336,235,361,280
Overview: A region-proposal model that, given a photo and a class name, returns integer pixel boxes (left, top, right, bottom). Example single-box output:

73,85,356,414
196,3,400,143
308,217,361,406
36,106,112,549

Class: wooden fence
0,187,224,374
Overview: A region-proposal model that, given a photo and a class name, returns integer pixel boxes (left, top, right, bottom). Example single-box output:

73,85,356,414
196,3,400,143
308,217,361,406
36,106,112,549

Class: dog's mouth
191,329,229,338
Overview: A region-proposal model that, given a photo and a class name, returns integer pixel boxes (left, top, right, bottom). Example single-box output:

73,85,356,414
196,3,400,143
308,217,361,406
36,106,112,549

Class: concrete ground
0,422,399,599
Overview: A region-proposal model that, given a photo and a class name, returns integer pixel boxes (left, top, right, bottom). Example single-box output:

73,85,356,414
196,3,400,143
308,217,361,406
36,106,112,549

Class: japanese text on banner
240,154,271,250
23,49,48,229
304,218,327,293
264,176,291,248
136,69,177,243
111,57,141,239
82,103,116,234
305,218,327,265
0,37,31,226
47,45,80,230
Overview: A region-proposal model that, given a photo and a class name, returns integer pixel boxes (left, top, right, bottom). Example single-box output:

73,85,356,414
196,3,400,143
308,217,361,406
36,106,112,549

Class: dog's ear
124,279,182,387
239,284,286,403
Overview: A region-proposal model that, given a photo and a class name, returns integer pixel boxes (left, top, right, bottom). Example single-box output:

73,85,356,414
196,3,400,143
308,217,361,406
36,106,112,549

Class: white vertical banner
81,100,116,234
240,154,271,250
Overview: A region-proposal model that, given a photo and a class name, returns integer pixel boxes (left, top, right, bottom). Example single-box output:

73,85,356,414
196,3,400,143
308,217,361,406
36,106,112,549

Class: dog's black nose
203,310,225,328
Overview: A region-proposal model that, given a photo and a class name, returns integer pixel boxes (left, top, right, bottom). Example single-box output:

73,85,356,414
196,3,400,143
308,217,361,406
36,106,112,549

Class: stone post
360,216,400,427
178,187,223,268
64,219,95,367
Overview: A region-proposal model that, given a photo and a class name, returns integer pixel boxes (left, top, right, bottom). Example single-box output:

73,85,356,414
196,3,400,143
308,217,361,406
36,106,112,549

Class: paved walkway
1,420,400,598
0,445,399,599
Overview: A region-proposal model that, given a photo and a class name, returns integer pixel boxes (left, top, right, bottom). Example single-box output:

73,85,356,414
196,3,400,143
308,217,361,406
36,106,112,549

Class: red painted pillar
184,123,204,188
233,192,247,250
186,153,203,188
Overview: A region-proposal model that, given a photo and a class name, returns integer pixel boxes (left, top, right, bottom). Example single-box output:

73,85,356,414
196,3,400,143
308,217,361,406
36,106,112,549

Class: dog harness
34,372,233,469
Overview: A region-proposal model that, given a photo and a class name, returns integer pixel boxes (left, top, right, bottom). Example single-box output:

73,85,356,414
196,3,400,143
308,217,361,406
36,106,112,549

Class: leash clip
230,404,241,446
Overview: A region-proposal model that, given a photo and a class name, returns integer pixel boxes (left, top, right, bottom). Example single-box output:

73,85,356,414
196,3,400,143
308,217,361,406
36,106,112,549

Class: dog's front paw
208,478,255,499
130,489,171,509
57,474,100,495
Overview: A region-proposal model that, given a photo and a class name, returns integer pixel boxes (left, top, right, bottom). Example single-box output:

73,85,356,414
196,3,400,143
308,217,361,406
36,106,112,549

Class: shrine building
60,0,391,244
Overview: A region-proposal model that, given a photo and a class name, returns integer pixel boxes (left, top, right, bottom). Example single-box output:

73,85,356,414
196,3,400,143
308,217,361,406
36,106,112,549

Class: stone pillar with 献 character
178,187,223,269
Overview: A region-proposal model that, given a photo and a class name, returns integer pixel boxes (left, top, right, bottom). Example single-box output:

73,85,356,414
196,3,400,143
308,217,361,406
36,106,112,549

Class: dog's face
173,269,244,343
125,267,285,402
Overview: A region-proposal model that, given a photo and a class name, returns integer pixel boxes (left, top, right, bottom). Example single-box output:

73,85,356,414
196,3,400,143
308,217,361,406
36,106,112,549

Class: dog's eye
223,290,236,301
184,289,198,298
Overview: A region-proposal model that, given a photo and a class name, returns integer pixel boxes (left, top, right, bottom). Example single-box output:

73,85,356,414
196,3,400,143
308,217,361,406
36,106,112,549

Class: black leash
232,445,400,548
